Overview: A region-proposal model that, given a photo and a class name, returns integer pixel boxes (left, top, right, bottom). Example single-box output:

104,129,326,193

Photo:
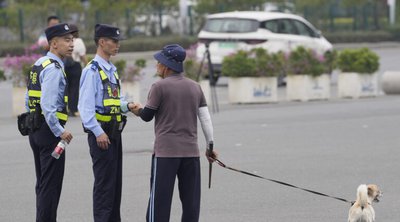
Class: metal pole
188,5,193,36
158,5,162,36
388,0,396,25
329,4,335,32
18,8,24,43
179,0,188,35
126,8,131,38
205,43,219,113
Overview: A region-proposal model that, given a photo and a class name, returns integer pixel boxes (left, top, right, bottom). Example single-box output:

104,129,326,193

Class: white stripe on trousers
149,157,157,222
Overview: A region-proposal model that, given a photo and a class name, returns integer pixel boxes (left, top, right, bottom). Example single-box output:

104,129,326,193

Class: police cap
45,23,74,42
94,24,123,41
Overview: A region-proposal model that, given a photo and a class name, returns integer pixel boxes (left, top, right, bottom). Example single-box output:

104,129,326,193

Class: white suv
196,11,332,73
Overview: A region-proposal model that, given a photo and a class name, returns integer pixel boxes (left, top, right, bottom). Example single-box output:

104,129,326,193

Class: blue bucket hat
154,44,186,73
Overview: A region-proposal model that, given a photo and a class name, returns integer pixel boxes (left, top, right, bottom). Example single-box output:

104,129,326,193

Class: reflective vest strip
99,69,119,81
114,71,119,80
28,92,68,104
28,90,41,97
27,110,67,122
103,99,120,106
95,113,121,122
56,112,68,121
100,70,108,81
42,59,51,68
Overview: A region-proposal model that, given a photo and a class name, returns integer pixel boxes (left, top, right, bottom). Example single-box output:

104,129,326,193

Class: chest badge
112,88,118,98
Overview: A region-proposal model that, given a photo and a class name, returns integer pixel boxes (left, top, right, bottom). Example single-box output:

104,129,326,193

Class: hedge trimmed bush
286,46,325,77
221,50,257,77
337,48,380,74
0,69,5,81
86,35,197,54
324,30,399,43
1,31,399,57
0,35,198,57
0,42,27,57
251,48,285,77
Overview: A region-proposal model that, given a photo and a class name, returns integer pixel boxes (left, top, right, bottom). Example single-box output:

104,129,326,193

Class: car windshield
203,18,259,33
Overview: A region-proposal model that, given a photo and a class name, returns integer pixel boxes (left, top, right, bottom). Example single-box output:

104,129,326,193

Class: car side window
277,19,297,35
261,20,279,33
292,20,315,37
204,18,258,33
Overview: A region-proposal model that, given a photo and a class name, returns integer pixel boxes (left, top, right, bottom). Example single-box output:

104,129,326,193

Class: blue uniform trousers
88,133,122,222
29,123,65,222
146,156,201,222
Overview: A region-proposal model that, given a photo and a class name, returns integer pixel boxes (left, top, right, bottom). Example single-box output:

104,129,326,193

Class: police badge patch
112,88,118,98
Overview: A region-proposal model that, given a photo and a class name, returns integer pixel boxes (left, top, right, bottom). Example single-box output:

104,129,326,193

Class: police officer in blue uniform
78,24,136,222
25,23,74,222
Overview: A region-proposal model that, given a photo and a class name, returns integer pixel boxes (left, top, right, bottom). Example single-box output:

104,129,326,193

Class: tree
195,0,266,14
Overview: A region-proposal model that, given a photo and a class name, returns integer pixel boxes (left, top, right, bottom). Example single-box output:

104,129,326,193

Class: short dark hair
47,15,60,23
94,37,100,47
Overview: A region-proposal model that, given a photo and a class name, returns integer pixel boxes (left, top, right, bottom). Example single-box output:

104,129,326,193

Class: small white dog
348,184,382,222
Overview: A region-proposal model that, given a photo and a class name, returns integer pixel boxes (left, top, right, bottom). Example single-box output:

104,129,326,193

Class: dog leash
212,158,354,205
208,142,214,189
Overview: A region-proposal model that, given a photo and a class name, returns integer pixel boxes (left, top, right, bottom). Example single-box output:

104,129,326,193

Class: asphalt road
1,94,400,221
1,43,400,221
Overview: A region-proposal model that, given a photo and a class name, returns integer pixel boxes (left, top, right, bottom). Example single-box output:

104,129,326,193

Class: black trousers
28,123,64,222
146,156,201,222
88,133,123,222
65,61,82,113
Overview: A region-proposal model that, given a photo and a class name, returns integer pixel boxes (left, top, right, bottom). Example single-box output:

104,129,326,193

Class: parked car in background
196,11,332,74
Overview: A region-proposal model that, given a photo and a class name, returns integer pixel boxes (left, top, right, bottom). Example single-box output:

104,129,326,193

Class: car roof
206,11,304,22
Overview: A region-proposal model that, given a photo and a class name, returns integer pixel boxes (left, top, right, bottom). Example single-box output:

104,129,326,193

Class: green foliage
324,31,396,43
137,0,178,9
341,0,368,7
251,48,285,77
221,50,256,77
86,56,94,64
0,69,5,81
183,58,208,82
135,59,146,68
221,48,288,78
0,36,197,57
387,25,400,40
113,59,127,75
183,44,208,82
113,58,146,82
195,0,265,14
337,48,380,74
323,49,338,74
286,46,325,77
293,0,328,9
85,36,197,54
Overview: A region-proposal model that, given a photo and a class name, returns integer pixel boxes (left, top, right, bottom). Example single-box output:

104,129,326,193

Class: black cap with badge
94,24,124,41
45,23,74,42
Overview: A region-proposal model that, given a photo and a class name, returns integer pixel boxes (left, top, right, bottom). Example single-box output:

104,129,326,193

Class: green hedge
0,35,198,57
86,35,198,54
2,31,400,57
324,30,399,43
0,42,28,57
